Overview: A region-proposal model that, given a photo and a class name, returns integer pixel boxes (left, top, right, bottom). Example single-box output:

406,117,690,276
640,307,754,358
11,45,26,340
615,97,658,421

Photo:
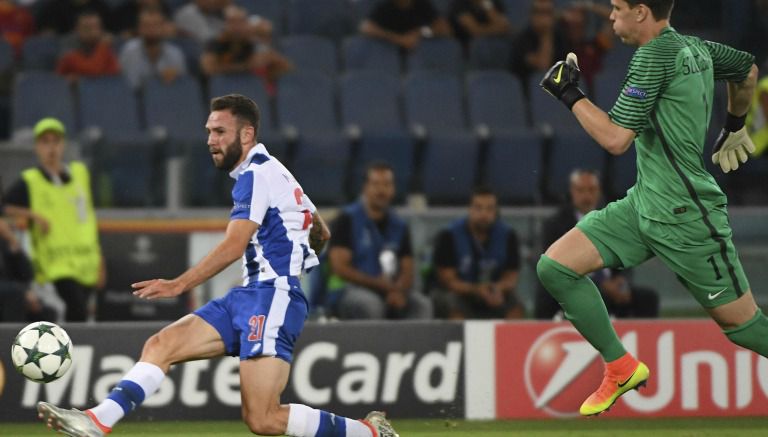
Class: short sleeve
230,170,270,224
3,178,30,208
608,45,672,134
398,227,413,258
704,40,754,82
328,212,354,249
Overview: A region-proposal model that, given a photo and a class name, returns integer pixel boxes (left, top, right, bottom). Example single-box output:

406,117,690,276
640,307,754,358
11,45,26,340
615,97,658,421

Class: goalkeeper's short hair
625,0,674,20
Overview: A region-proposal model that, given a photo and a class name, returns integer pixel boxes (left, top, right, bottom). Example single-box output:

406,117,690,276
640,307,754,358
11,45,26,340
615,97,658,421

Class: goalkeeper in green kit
537,0,765,416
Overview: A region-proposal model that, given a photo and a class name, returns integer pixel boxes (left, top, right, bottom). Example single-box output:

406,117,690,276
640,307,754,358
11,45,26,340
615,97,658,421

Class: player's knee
536,255,561,289
140,332,172,368
242,409,283,436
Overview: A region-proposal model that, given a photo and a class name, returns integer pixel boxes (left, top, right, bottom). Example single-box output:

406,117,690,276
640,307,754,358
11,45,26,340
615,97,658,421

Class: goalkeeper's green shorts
576,195,750,308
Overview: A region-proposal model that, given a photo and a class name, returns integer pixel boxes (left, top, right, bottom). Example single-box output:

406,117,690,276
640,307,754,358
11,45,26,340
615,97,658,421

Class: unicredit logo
523,326,603,417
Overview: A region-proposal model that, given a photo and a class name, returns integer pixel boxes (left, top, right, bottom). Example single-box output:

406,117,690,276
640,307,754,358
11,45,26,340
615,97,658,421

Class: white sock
89,361,165,428
286,403,373,437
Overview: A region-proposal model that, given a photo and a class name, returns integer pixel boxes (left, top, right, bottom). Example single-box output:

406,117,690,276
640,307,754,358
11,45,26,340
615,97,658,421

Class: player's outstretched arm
132,219,258,299
712,64,759,173
540,53,636,155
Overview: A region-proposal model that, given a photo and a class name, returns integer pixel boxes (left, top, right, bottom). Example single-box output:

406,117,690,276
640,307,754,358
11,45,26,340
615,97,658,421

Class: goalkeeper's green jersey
608,27,754,224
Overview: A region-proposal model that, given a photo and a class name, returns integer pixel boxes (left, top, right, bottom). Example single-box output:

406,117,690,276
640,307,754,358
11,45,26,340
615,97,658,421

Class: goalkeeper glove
711,113,756,173
540,52,586,110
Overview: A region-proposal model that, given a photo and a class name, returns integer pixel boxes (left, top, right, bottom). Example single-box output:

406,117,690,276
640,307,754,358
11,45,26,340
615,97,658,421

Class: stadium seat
78,76,160,206
21,35,61,70
281,35,338,76
528,81,583,132
276,71,338,136
169,36,203,77
353,130,415,201
340,70,403,135
342,35,402,74
421,133,479,204
501,0,531,30
351,0,378,22
467,70,527,134
292,133,350,206
546,130,608,201
593,65,627,108
287,0,355,42
408,37,464,75
143,76,206,144
12,72,76,134
484,130,544,204
404,70,467,135
0,39,13,72
468,37,512,71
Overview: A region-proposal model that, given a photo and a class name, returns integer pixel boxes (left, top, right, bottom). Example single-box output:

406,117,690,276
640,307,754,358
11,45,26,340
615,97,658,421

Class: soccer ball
11,321,73,383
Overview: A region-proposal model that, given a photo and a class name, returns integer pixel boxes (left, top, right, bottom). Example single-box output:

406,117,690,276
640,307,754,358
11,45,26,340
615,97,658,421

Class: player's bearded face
214,131,243,171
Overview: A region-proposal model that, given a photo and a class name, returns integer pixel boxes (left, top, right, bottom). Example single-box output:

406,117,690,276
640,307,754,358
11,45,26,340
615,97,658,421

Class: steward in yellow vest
746,74,768,157
3,117,104,321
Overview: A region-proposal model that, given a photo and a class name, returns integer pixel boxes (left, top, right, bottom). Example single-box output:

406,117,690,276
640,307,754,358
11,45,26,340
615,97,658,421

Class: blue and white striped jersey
229,143,319,285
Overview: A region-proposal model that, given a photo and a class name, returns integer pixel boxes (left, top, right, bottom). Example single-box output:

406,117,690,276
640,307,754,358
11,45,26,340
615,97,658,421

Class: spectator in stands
200,5,291,93
510,0,566,93
119,9,187,89
56,11,120,82
448,0,511,50
3,117,105,322
0,217,56,322
534,169,659,319
560,1,614,95
431,186,525,320
111,0,174,38
360,0,452,51
36,0,112,34
327,162,433,320
173,0,227,44
0,0,35,59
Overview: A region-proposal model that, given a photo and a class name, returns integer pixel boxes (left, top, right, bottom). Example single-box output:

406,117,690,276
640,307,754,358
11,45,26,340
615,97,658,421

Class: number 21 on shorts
248,315,265,341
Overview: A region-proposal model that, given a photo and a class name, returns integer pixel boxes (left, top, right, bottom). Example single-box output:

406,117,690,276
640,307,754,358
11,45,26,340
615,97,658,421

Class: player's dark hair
364,161,394,183
210,94,260,138
471,185,497,200
625,0,674,20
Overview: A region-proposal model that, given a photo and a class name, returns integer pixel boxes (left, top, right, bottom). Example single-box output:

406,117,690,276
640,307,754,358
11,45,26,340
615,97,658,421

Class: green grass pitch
5,417,768,436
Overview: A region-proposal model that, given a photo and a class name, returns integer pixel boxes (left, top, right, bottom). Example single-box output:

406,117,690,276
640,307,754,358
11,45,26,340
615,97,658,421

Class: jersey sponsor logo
623,86,648,99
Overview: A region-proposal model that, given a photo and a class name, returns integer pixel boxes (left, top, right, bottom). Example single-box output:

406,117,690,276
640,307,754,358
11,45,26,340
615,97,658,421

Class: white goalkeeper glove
711,113,756,173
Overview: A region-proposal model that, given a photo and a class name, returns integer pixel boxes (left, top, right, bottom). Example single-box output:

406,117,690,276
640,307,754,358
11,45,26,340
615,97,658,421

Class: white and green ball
11,322,73,383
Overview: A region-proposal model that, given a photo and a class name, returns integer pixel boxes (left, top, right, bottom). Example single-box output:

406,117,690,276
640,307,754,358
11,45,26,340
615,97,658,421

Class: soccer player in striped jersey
37,94,398,437
538,0,766,416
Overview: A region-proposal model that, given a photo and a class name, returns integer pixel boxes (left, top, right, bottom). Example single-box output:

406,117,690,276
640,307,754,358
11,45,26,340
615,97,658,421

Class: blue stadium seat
78,76,160,206
169,36,203,77
408,37,464,75
21,35,60,70
593,65,627,108
276,71,338,136
404,70,466,134
467,70,527,133
292,133,350,206
421,133,479,204
608,146,637,198
528,81,582,132
281,35,338,76
0,39,13,72
353,130,415,201
484,131,544,204
468,37,512,71
340,70,403,134
352,0,378,22
287,0,355,41
501,0,531,30
13,72,76,133
546,130,608,201
342,35,402,74
143,76,206,143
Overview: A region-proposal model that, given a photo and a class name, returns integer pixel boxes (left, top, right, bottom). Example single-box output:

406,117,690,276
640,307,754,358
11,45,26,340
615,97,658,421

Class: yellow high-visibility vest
22,161,101,285
747,76,768,156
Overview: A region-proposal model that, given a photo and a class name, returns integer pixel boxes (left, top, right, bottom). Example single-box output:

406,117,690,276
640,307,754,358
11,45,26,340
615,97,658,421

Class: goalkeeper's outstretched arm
711,64,759,173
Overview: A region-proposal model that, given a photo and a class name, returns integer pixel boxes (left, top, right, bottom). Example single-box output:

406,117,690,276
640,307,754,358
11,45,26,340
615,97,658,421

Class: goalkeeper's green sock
537,255,627,362
724,309,768,357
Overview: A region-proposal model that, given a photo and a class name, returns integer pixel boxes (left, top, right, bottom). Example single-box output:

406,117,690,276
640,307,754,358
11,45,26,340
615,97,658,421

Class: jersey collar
229,143,269,180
